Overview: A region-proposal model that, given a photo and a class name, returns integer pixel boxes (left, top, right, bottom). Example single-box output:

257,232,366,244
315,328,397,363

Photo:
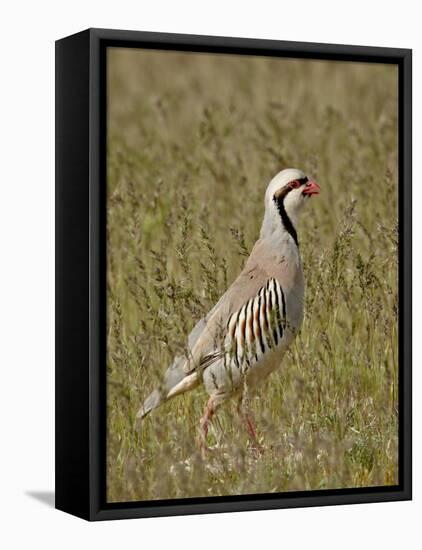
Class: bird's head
262,168,320,243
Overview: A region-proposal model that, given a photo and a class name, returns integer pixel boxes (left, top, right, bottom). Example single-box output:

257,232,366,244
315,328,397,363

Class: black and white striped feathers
226,278,287,371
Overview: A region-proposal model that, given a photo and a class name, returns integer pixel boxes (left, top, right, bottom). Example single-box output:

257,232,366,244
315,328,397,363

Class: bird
137,168,320,452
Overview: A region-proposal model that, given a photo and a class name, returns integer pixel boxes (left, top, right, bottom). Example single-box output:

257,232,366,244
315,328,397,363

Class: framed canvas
55,28,412,521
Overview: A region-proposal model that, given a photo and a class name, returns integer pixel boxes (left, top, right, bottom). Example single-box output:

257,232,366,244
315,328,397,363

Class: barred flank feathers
227,278,287,369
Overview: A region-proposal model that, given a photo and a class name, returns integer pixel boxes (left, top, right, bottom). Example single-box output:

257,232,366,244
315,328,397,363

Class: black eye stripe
273,176,309,201
286,177,309,190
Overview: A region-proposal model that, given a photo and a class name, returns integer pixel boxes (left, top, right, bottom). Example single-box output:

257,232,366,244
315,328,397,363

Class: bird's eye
289,180,301,189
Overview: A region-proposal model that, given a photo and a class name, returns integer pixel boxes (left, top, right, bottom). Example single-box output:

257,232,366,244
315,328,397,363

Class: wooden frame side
55,29,91,520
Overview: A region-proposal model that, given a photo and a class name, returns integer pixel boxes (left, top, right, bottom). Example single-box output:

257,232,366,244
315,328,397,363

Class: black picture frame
55,28,412,521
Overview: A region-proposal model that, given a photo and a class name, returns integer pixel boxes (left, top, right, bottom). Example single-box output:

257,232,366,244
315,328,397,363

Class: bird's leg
245,414,258,442
244,412,264,455
237,400,264,456
199,397,216,457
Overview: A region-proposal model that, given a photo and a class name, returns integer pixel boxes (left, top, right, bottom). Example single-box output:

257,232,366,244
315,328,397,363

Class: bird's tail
136,388,163,419
136,371,200,420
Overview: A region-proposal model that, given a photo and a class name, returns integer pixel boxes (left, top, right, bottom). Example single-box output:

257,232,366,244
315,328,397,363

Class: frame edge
55,29,92,521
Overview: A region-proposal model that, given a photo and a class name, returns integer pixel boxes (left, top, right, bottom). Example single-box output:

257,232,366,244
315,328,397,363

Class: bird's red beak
302,179,320,196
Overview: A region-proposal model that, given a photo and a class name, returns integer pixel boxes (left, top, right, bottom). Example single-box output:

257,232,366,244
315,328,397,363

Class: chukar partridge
137,168,320,451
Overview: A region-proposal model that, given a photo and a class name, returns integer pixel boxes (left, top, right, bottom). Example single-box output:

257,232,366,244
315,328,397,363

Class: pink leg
245,415,258,441
237,403,264,455
199,397,216,456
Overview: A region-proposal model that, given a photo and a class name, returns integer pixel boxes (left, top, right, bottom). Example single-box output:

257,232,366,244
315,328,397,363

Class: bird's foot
198,440,216,460
248,440,265,458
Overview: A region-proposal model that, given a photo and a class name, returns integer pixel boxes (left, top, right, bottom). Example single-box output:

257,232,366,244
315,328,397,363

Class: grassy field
106,48,398,502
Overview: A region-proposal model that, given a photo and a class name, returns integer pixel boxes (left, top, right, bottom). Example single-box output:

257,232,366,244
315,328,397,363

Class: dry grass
106,48,398,502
